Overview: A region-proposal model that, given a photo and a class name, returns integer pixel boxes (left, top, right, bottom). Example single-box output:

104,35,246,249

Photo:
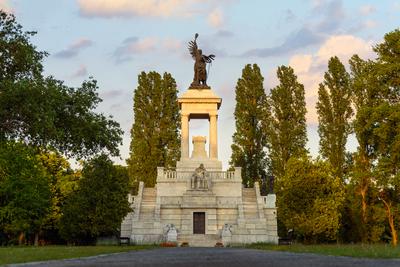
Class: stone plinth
191,136,208,159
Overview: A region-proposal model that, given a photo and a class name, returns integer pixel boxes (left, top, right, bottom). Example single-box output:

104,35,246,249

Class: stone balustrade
157,167,238,181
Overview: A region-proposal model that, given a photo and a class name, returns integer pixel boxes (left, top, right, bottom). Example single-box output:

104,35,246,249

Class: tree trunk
34,232,39,246
359,184,368,242
18,232,25,245
382,198,398,246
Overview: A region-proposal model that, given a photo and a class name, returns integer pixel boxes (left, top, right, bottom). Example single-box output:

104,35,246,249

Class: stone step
142,198,156,202
243,203,257,209
139,215,155,220
141,204,155,207
177,234,220,247
140,211,155,215
244,215,259,219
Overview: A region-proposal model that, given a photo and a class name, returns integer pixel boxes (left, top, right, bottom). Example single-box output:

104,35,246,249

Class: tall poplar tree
269,66,308,179
346,55,384,243
369,29,400,246
316,56,353,180
230,64,269,187
127,71,180,187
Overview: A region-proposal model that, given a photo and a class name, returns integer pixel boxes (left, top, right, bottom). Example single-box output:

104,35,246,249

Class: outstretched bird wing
188,39,198,60
202,54,215,63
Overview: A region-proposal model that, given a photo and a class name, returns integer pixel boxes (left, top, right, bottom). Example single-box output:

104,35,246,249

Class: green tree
230,64,269,187
59,155,131,244
127,71,180,187
0,141,51,245
268,65,308,180
347,55,386,243
347,29,400,246
316,56,353,180
37,151,80,244
277,156,345,243
368,29,400,246
0,11,123,158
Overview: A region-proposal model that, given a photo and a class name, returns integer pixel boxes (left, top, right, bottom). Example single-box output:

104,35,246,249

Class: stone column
181,114,189,159
209,114,218,159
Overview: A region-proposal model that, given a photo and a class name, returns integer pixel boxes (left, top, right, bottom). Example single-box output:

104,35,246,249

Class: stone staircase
177,234,220,247
120,211,134,237
242,188,259,219
140,188,156,220
130,188,162,243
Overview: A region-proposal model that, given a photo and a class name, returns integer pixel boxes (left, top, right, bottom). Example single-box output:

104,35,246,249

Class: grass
246,243,400,259
0,245,157,265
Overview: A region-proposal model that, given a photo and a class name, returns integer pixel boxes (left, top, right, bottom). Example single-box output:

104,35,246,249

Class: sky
1,0,399,169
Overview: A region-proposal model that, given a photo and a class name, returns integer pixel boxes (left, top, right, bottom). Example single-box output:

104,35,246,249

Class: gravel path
11,247,400,267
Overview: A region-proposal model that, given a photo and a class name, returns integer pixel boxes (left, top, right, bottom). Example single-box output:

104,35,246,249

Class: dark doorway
193,212,205,234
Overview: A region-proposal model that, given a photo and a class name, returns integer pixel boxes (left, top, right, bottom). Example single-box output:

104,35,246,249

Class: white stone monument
120,86,278,246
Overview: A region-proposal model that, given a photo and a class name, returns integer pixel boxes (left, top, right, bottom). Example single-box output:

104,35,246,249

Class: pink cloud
55,38,93,58
208,9,224,28
0,0,13,13
287,35,375,126
78,0,194,18
71,65,88,78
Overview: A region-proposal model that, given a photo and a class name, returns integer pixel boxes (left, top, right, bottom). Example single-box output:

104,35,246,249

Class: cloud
315,35,373,65
208,8,224,28
242,27,322,57
78,0,196,18
241,0,348,58
71,65,88,78
363,20,377,29
113,36,156,63
113,36,183,63
214,30,234,38
101,89,126,99
163,38,182,52
359,4,376,15
288,55,313,73
286,35,374,125
314,0,345,33
284,9,296,23
0,0,13,13
55,38,93,58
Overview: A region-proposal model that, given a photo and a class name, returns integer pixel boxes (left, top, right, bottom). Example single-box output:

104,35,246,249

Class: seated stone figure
191,163,210,189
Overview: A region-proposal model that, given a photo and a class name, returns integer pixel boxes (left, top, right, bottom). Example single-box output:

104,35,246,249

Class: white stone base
176,158,222,171
121,166,278,247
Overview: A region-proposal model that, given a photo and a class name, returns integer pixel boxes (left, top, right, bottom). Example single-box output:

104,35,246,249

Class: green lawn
246,243,400,258
0,245,157,265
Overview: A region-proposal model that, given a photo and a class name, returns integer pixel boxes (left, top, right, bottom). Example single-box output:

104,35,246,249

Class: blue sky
2,0,399,169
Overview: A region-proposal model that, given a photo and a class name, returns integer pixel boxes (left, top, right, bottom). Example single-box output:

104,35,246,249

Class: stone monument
120,34,278,246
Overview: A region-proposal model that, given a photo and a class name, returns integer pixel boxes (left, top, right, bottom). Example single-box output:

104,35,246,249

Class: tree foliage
37,151,80,243
317,56,353,180
0,10,123,158
268,65,308,180
0,141,51,245
127,71,180,187
277,156,345,242
345,29,400,246
230,64,269,187
59,155,131,244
